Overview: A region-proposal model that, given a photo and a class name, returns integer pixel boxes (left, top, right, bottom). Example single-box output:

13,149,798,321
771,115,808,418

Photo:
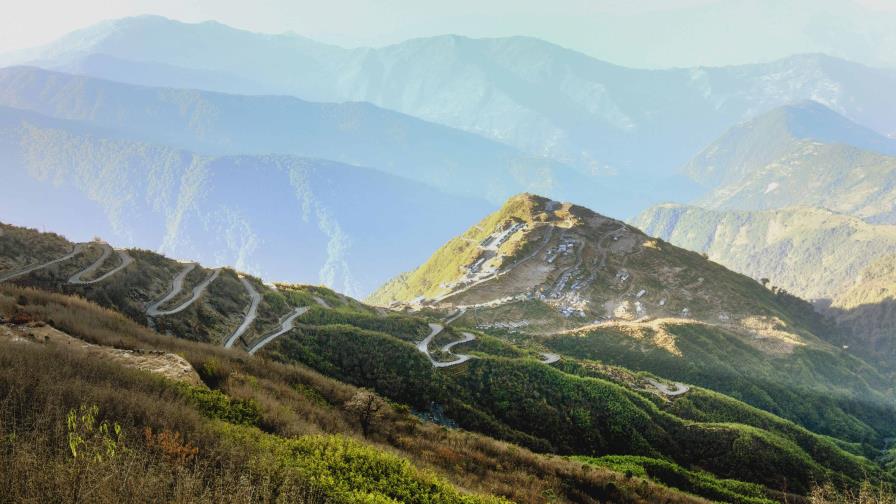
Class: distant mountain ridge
678,102,896,224
0,104,492,295
0,66,596,208
636,103,896,300
7,16,896,216
633,204,896,301
684,100,896,190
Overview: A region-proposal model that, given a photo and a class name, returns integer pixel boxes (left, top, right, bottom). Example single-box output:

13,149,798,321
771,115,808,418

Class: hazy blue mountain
8,15,896,184
685,101,896,189
635,102,896,360
0,66,601,211
681,103,896,223
0,105,492,296
635,103,896,299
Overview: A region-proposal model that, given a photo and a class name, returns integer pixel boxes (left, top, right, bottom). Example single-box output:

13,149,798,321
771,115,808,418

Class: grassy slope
262,317,890,496
2,220,895,500
368,194,547,304
0,223,363,346
545,322,894,445
0,284,712,504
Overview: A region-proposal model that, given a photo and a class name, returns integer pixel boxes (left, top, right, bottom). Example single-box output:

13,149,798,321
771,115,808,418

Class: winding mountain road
247,306,311,355
146,263,197,316
67,243,113,283
417,323,444,355
645,378,690,396
436,225,555,303
69,246,134,285
416,323,476,368
146,268,221,317
437,332,476,367
0,244,85,282
223,276,261,349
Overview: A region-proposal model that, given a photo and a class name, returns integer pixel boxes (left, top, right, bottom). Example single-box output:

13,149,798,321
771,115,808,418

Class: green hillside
260,321,891,494
4,220,896,500
367,195,896,446
633,204,896,301
3,284,707,504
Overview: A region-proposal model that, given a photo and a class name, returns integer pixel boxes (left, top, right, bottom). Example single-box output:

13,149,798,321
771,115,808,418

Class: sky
2,0,895,68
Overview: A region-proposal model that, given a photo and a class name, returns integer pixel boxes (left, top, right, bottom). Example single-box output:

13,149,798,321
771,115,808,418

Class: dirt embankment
0,322,203,386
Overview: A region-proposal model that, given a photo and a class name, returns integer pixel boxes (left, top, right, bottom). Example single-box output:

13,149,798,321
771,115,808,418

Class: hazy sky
3,0,895,68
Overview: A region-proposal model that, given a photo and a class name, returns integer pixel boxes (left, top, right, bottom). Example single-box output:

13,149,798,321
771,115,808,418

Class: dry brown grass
0,340,324,504
810,482,896,504
0,284,708,503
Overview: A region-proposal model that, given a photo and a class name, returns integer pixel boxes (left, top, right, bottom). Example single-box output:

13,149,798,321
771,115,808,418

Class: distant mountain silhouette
7,15,896,186
0,104,493,295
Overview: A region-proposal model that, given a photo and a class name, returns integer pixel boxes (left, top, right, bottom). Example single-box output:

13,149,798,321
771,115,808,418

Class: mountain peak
766,100,890,144
370,195,817,342
684,99,896,189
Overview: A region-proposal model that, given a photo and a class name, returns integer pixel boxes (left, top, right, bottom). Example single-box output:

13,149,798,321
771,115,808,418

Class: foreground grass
0,284,708,503
576,455,777,504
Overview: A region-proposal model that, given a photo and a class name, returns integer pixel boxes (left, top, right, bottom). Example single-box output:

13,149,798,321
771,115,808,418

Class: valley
3,218,895,502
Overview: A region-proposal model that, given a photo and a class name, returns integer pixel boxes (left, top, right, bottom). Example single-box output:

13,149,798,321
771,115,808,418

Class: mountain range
6,16,896,216
0,102,496,295
0,66,592,207
682,101,896,223
3,11,896,503
637,102,896,295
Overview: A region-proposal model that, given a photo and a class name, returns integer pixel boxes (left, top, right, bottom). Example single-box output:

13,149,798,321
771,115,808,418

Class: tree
345,389,386,437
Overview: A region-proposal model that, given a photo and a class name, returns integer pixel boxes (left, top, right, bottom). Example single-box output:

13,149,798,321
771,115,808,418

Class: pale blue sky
3,0,895,68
